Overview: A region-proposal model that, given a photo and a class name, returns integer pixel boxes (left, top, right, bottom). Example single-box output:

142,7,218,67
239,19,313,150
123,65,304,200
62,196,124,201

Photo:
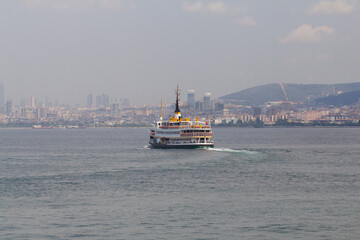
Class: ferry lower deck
149,135,214,148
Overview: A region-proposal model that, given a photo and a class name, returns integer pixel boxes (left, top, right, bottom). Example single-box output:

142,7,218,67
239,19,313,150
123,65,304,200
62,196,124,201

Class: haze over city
1,0,359,105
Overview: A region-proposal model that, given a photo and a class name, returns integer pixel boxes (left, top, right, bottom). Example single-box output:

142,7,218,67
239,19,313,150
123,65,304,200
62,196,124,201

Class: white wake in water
203,147,258,154
138,145,151,150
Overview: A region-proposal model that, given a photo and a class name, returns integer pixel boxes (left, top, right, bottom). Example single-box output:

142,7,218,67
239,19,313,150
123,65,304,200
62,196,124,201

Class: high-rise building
123,98,130,106
110,103,120,117
96,94,110,108
5,100,12,116
96,96,100,108
35,107,41,120
104,95,110,107
39,107,47,119
87,94,93,108
21,108,27,118
29,96,35,108
45,96,49,107
0,83,4,113
187,90,195,110
203,93,212,112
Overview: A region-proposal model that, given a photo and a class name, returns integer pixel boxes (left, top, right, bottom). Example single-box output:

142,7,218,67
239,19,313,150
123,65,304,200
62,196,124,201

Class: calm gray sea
1,127,360,239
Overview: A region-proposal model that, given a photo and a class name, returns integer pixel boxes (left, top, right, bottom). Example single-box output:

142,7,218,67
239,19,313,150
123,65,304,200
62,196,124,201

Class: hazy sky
1,0,359,105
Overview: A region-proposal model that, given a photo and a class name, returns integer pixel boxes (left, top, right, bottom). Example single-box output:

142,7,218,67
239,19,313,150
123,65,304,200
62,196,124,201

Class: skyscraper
187,90,195,110
87,94,93,108
29,96,35,108
96,94,110,108
5,100,12,116
0,83,4,113
123,98,130,106
110,103,120,117
203,93,212,112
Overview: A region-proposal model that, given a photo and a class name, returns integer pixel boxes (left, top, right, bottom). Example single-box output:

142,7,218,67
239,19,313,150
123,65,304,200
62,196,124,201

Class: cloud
182,1,226,14
181,1,203,12
233,16,257,26
97,0,125,10
307,0,356,15
207,1,226,13
228,7,248,16
22,0,74,10
22,0,129,10
182,1,256,26
280,24,334,43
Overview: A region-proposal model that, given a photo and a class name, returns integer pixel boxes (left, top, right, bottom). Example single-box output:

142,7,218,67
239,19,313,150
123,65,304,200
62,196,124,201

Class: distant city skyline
0,81,216,107
1,0,360,105
2,80,360,108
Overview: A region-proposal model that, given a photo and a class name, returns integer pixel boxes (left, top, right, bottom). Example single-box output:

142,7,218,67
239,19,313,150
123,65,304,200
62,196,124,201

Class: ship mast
160,98,163,121
174,85,181,120
175,85,180,113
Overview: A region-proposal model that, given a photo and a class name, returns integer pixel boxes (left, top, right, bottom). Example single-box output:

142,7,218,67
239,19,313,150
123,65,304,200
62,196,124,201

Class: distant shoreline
0,125,359,130
213,125,360,128
0,126,149,130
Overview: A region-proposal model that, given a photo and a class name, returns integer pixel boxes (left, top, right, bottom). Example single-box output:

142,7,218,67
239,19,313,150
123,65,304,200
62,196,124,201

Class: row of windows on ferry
156,129,211,134
156,131,180,134
160,122,190,126
182,130,211,133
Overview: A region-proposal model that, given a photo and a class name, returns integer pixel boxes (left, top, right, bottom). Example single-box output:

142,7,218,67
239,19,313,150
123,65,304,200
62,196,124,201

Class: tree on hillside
254,117,264,128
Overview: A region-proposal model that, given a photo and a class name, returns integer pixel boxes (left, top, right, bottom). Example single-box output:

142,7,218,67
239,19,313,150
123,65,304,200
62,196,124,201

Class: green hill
315,90,360,106
220,82,360,106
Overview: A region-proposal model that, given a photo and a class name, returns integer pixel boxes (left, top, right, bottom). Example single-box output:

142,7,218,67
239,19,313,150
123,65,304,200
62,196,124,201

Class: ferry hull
149,141,214,149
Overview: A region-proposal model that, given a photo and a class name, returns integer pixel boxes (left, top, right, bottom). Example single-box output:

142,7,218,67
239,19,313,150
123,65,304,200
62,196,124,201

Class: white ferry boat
149,86,214,149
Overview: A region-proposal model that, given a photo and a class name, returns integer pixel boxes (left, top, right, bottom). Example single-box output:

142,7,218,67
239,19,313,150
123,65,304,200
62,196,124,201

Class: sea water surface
0,127,360,239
